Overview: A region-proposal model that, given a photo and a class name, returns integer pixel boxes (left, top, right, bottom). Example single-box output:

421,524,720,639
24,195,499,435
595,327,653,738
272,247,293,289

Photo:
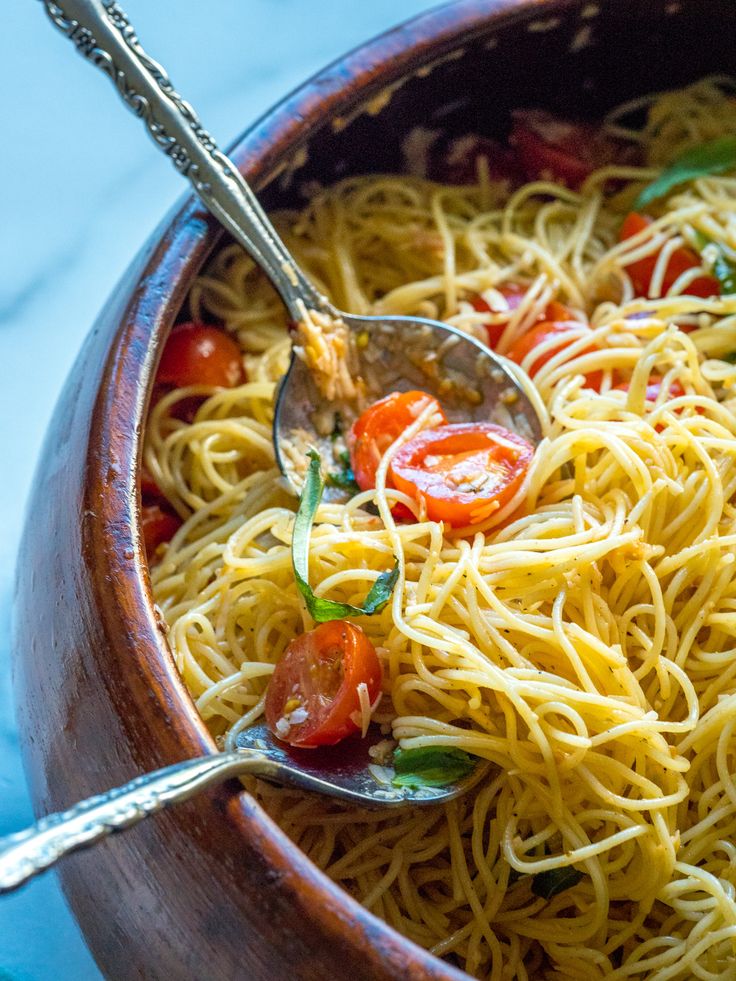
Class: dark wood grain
14,0,736,978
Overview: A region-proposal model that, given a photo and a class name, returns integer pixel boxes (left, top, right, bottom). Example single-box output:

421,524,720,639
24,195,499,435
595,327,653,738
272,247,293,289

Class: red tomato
509,110,632,189
506,320,603,390
470,283,528,348
141,503,182,557
614,376,685,402
265,621,382,748
619,213,719,300
156,322,246,389
470,286,573,349
349,391,448,492
388,422,534,527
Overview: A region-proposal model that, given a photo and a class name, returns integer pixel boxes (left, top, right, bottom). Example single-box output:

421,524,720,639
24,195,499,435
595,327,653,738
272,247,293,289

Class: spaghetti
145,77,736,979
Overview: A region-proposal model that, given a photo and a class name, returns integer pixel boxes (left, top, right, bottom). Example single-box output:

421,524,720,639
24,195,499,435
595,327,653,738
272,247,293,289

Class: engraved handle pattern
39,0,329,320
0,751,270,893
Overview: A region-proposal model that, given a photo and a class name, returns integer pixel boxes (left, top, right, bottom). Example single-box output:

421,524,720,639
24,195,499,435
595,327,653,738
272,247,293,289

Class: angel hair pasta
143,77,736,979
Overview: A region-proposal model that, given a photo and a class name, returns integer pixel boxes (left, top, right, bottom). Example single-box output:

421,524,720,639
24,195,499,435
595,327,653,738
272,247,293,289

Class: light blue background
0,2,433,976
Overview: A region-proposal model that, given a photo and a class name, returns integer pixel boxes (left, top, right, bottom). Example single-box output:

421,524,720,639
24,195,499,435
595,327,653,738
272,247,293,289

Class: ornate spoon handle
39,0,329,320
0,750,273,894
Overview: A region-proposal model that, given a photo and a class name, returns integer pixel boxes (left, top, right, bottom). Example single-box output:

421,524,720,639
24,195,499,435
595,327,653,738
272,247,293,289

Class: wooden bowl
14,1,736,977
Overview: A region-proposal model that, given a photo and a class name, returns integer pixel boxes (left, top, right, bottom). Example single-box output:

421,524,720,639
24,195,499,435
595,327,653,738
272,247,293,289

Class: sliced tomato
349,390,447,492
470,285,573,349
156,322,246,389
265,621,382,748
388,422,534,527
506,320,603,390
619,213,719,300
141,503,182,557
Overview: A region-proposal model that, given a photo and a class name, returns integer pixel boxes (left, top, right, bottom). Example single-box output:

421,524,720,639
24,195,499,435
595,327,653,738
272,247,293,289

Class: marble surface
0,2,432,976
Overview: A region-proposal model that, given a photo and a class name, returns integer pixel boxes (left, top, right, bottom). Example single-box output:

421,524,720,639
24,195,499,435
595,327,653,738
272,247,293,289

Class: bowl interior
144,0,736,972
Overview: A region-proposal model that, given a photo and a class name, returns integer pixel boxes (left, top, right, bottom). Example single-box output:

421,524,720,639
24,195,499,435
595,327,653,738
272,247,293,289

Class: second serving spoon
0,723,487,893
41,0,542,496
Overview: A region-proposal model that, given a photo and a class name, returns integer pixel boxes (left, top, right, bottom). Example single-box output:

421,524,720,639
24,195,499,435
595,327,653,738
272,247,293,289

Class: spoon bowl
0,722,488,894
274,312,543,497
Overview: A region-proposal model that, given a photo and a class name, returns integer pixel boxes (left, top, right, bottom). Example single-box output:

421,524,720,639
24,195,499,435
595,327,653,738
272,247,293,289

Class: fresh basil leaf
293,450,398,622
391,746,477,788
635,136,736,209
326,451,359,493
723,351,736,364
326,468,359,492
531,866,584,900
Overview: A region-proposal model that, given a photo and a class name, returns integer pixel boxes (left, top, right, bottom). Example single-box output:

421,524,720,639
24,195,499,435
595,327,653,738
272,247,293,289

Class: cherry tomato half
506,320,603,390
471,285,573,349
349,391,448,492
619,213,719,300
614,376,685,402
388,422,534,527
510,110,623,189
141,503,182,558
156,322,246,389
265,621,382,748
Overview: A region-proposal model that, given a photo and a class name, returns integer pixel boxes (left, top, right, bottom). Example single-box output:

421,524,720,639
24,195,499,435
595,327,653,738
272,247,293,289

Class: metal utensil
0,723,486,893
40,0,542,497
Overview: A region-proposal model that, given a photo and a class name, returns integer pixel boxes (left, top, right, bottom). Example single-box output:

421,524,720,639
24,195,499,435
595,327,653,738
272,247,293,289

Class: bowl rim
66,0,609,975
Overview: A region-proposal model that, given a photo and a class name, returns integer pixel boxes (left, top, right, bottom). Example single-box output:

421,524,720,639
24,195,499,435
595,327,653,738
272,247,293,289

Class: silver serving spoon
40,0,541,499
0,723,487,893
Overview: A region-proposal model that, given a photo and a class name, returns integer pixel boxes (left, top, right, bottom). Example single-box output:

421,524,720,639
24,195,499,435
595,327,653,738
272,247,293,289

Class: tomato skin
265,621,382,748
349,391,448,493
141,503,182,557
506,320,603,390
619,213,719,300
156,322,246,389
388,422,534,528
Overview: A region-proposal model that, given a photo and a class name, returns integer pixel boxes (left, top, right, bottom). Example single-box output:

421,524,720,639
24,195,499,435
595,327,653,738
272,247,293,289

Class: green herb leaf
692,231,736,295
326,467,359,492
703,244,736,296
326,450,359,493
531,866,584,900
723,351,736,364
635,136,736,210
293,450,398,622
391,746,477,788
712,252,736,295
